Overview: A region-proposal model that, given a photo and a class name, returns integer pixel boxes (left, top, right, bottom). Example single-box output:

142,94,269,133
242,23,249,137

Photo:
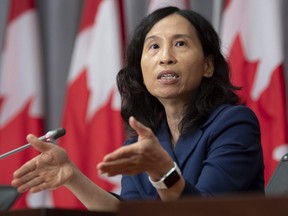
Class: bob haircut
117,6,241,137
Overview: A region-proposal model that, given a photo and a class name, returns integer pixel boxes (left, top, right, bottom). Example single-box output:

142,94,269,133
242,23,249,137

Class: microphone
0,128,66,160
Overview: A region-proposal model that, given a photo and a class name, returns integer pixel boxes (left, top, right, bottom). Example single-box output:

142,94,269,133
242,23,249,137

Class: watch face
163,169,181,188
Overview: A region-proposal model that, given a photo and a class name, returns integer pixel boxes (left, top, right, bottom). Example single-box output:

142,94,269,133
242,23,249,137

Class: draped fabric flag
52,0,125,209
0,0,46,209
221,0,288,183
148,0,190,13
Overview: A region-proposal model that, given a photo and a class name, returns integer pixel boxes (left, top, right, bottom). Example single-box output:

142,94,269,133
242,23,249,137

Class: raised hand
11,134,74,193
97,116,173,180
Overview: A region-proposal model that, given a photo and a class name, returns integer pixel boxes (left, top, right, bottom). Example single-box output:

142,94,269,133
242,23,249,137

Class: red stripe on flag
256,66,288,182
221,0,288,184
52,69,90,209
78,0,101,33
0,100,43,209
0,0,44,209
223,0,231,10
52,0,125,208
228,35,288,181
8,0,35,23
228,35,258,100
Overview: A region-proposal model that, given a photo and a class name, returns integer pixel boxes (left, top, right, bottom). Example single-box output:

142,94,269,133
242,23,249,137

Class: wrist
64,162,79,187
148,162,182,189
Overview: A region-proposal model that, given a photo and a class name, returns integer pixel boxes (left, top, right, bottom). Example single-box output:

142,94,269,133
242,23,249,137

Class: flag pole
212,0,223,34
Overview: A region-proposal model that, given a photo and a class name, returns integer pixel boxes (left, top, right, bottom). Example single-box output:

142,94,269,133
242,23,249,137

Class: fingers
98,116,163,177
98,156,144,176
26,182,49,193
27,134,55,153
102,144,135,162
12,172,42,193
129,116,153,140
13,173,51,193
12,157,38,179
11,161,42,193
98,144,144,176
11,135,69,194
11,148,56,193
12,152,54,178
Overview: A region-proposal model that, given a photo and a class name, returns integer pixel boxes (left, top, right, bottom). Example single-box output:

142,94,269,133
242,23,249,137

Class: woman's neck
159,98,186,147
165,109,183,147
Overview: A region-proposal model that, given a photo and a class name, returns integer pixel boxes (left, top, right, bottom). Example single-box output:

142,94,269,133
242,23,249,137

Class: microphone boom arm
0,128,66,160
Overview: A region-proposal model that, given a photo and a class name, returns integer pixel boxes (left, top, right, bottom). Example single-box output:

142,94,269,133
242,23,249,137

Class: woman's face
141,14,213,103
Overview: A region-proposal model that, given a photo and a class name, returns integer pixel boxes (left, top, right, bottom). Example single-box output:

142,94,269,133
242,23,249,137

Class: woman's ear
203,55,214,78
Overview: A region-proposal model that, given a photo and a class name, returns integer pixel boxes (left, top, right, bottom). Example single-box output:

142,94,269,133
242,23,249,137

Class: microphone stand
0,128,66,159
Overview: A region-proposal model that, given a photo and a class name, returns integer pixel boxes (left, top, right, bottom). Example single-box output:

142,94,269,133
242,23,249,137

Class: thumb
27,134,55,153
129,116,154,140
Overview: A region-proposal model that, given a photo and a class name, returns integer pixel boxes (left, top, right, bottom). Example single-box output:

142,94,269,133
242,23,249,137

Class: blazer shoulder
202,104,259,128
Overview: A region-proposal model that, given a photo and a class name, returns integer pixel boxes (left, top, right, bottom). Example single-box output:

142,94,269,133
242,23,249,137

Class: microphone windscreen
54,128,66,140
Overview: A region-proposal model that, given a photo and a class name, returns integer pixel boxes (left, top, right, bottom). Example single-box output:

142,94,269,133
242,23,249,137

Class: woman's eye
149,44,159,49
175,41,185,46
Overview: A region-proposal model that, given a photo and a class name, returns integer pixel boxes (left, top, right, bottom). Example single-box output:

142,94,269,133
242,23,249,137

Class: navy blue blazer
120,105,264,200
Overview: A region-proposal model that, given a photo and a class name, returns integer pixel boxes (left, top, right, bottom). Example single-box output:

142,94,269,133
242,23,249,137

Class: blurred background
0,0,225,131
0,0,287,210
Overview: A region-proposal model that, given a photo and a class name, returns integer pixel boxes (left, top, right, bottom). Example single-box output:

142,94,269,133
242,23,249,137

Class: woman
11,7,264,212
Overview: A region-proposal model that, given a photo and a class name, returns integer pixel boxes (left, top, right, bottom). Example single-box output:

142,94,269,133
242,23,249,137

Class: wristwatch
148,162,182,189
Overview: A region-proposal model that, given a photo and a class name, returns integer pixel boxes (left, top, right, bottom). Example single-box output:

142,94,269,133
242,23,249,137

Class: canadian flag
148,0,190,13
52,0,125,208
0,0,47,209
221,0,288,183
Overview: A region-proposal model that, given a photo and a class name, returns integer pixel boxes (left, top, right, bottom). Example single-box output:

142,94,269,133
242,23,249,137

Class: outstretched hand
11,134,74,193
97,116,173,180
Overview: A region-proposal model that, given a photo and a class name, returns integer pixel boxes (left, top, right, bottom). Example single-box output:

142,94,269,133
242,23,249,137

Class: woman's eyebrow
144,35,158,42
173,34,194,40
144,34,193,42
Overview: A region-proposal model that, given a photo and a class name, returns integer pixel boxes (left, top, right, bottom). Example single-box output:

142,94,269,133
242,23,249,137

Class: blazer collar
157,105,230,167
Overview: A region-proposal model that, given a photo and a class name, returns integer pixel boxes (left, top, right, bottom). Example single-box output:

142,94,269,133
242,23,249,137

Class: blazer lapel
169,105,229,167
173,129,203,167
156,119,203,167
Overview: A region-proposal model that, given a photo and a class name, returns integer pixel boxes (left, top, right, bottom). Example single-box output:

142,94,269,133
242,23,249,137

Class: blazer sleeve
181,105,264,196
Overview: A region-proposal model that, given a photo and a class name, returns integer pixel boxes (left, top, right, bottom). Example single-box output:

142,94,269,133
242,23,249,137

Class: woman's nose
159,48,177,65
